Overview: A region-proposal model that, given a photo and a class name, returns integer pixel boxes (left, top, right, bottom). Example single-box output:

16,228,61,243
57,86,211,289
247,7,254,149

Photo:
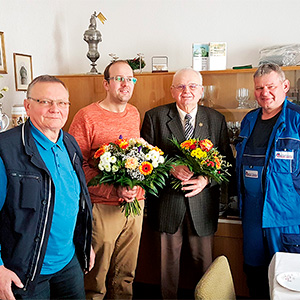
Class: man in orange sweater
69,60,144,300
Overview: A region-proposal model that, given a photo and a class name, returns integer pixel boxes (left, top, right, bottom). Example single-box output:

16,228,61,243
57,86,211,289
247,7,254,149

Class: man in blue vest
0,75,94,299
236,63,300,298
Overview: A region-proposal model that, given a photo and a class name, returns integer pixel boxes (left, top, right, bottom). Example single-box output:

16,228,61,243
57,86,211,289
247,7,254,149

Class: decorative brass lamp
83,11,106,74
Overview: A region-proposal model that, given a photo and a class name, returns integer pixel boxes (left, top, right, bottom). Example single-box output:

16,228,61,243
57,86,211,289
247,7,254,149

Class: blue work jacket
236,98,300,228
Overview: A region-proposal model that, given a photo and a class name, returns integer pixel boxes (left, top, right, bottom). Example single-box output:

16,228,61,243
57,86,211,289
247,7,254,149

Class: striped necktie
184,114,193,140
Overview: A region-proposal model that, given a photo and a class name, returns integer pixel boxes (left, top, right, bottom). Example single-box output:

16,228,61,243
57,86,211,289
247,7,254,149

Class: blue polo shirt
0,122,81,274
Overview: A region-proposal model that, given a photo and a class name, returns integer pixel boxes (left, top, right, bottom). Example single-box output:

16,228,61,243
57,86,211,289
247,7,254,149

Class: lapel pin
199,122,203,127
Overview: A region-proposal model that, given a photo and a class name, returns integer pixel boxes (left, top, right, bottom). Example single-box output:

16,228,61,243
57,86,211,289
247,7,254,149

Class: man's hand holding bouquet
89,135,173,217
170,137,232,195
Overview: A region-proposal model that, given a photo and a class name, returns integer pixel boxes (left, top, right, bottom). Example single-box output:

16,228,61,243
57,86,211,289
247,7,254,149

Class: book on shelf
192,42,227,71
209,42,227,71
192,43,209,71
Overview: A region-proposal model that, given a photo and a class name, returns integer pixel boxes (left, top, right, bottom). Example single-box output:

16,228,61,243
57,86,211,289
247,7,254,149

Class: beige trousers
85,201,144,300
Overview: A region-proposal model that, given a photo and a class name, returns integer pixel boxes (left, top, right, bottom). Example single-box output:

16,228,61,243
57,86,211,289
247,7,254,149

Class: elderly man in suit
141,68,234,299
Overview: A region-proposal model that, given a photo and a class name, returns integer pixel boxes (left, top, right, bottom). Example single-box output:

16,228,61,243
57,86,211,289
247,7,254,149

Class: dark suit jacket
141,102,234,236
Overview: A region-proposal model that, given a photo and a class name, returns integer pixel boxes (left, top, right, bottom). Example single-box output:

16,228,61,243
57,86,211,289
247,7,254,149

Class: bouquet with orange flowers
170,136,231,189
88,135,173,217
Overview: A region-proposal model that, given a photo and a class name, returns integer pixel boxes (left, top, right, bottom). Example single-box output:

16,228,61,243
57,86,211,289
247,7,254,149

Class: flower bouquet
170,136,231,189
88,136,173,217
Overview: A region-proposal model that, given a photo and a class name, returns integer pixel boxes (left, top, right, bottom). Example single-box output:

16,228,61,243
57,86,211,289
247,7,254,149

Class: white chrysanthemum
112,165,119,173
102,151,111,157
101,152,112,163
158,156,165,164
149,150,160,161
145,153,152,161
152,161,159,168
110,156,117,163
98,162,104,171
128,138,136,146
104,164,111,172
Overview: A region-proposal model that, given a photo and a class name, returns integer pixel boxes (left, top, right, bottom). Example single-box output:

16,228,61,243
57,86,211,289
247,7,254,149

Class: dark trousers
15,254,85,300
160,213,213,299
244,264,270,299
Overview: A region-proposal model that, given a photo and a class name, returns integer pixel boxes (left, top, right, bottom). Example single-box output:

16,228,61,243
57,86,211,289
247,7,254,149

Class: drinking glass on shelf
236,88,249,109
201,85,216,107
227,121,241,143
247,99,259,109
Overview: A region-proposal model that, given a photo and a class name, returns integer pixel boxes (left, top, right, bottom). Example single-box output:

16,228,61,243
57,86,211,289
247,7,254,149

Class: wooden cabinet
213,219,249,297
57,74,106,131
58,66,300,130
201,66,300,121
57,72,175,131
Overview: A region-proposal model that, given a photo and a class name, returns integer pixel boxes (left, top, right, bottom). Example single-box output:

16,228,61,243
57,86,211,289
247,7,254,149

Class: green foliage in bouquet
170,136,232,190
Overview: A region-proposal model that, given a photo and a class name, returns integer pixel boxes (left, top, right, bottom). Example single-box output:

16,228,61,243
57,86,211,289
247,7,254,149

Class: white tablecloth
268,252,300,300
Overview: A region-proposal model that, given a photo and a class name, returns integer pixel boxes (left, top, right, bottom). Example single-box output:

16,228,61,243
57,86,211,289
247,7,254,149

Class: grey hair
173,68,203,85
254,63,286,82
26,75,68,98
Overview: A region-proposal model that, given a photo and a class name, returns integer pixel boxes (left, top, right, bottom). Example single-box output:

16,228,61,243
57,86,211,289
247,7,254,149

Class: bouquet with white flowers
89,135,173,217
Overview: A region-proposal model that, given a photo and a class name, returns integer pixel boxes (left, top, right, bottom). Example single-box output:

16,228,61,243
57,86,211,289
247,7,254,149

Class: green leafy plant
127,57,146,70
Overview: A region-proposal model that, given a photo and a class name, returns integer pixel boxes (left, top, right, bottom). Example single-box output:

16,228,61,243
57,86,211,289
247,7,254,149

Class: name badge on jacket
275,151,294,160
245,170,259,179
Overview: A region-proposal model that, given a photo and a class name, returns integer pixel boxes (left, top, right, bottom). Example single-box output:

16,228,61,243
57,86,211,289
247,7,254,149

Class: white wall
1,0,300,116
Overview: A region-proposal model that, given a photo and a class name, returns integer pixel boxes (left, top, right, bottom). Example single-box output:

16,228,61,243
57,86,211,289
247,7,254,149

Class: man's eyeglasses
107,76,137,85
172,83,201,91
28,97,71,108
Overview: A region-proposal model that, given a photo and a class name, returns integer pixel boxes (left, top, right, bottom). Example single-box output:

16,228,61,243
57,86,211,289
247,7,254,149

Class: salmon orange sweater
69,102,145,205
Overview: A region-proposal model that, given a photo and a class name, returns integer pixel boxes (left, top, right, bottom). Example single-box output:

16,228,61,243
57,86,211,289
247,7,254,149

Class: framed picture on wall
13,53,33,91
0,32,7,74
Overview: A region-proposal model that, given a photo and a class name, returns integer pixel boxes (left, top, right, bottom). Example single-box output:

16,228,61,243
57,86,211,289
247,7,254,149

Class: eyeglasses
172,83,201,91
28,97,71,108
107,76,137,85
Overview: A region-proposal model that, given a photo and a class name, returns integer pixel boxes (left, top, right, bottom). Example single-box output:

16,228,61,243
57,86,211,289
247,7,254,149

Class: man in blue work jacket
236,63,300,299
0,75,94,299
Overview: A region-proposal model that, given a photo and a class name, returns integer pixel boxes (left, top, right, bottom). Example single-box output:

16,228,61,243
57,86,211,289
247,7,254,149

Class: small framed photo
0,32,7,74
152,56,168,73
13,53,33,91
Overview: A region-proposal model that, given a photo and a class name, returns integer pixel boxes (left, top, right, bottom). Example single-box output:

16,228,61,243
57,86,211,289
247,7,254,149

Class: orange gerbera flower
180,140,193,150
116,139,129,149
199,139,214,152
214,156,221,169
139,162,153,175
94,146,106,158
